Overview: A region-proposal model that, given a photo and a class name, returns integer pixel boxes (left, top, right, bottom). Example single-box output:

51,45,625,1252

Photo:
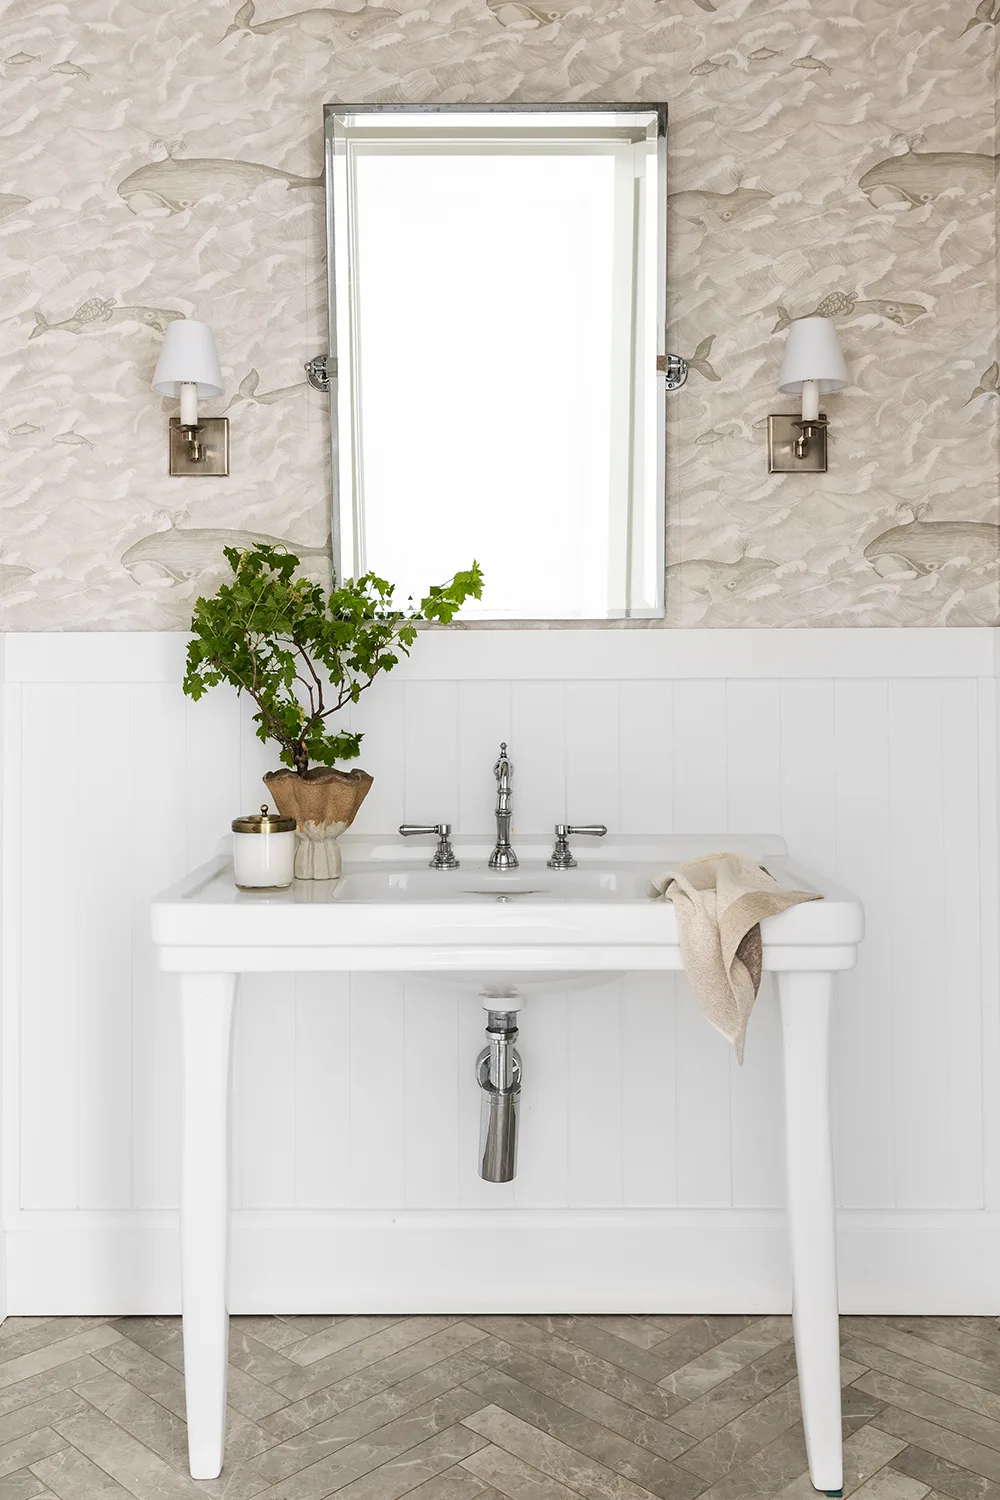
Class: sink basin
333,862,650,992
332,864,649,903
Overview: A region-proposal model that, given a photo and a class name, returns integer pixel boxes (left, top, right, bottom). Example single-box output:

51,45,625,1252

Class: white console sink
150,830,863,1495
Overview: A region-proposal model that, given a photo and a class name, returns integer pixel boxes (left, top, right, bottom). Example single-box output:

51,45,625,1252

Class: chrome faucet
488,742,518,869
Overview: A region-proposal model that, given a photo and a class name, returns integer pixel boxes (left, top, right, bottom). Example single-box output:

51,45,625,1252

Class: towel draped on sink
649,852,821,1063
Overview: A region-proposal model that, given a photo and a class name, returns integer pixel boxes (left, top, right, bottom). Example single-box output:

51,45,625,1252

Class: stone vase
262,766,373,880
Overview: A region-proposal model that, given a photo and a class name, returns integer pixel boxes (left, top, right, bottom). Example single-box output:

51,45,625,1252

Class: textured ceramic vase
262,766,373,880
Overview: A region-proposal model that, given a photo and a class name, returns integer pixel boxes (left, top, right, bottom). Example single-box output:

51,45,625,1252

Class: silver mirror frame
321,102,669,625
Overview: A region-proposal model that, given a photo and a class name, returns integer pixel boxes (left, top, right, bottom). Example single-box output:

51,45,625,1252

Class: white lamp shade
152,319,224,398
778,315,849,395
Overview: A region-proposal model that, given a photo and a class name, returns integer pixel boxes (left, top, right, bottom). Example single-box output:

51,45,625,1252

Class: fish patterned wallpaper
0,0,997,629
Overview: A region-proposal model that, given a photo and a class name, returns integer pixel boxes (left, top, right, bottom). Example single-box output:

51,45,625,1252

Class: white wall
1,629,998,1314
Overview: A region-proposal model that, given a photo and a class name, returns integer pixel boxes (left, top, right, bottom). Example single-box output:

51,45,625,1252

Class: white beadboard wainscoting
1,629,998,1315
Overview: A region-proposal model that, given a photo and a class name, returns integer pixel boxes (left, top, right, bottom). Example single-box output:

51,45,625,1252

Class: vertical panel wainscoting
1,631,998,1314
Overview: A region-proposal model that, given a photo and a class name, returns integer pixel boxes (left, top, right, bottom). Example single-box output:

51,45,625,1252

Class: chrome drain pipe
477,1000,522,1183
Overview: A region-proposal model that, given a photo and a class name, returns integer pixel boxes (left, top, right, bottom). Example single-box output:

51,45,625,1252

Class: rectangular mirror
324,104,667,622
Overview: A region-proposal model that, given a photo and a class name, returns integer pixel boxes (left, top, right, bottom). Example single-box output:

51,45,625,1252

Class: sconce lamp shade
778,316,849,395
152,319,224,398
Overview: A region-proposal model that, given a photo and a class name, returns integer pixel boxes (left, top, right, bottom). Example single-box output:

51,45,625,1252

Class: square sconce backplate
168,417,230,477
767,413,828,474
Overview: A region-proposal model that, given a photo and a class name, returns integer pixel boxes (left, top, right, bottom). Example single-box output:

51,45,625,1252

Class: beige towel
649,853,821,1062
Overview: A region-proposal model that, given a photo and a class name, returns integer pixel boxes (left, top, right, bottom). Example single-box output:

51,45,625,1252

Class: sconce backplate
168,417,230,477
767,413,828,474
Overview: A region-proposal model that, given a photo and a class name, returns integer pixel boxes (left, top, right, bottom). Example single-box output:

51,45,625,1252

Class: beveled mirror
323,104,668,622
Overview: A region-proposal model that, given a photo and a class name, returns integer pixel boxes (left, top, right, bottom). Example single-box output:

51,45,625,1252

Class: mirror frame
322,102,669,626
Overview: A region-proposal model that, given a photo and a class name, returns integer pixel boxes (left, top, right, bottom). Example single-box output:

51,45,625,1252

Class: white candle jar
232,804,296,890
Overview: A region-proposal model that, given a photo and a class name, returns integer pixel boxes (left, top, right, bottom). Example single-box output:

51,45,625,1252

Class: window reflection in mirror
325,107,667,622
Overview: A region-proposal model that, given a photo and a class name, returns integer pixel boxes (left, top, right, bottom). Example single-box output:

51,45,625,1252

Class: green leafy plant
183,545,483,774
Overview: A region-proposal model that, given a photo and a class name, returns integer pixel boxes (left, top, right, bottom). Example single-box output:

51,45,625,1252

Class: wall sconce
152,319,229,477
767,316,849,474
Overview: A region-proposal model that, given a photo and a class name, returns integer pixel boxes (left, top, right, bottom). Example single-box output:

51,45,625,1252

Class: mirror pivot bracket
305,354,336,393
657,353,688,391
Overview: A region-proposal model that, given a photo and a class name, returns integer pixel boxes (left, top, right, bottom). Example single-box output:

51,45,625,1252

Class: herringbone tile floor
0,1315,997,1500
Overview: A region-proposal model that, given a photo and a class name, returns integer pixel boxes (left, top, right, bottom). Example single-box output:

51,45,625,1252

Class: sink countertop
151,835,864,964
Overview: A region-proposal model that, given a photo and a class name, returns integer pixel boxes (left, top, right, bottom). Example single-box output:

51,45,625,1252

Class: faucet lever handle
398,823,459,870
547,823,607,870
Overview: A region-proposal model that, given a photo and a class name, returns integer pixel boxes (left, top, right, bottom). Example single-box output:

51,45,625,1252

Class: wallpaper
0,0,996,629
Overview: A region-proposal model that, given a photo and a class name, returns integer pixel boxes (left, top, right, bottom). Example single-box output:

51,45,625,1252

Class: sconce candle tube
179,382,199,428
800,378,820,424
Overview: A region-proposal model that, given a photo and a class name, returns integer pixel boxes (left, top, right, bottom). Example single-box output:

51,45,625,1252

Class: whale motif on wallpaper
665,556,777,597
859,147,998,206
224,370,307,410
682,336,721,382
121,527,331,583
485,0,585,26
0,564,34,596
29,298,184,339
667,185,773,229
0,194,30,222
964,361,1000,405
962,0,999,32
117,152,322,214
771,293,928,331
863,520,1000,576
223,0,400,41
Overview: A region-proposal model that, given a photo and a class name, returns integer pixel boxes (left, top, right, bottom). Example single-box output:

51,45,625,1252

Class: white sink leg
179,972,236,1480
777,971,843,1497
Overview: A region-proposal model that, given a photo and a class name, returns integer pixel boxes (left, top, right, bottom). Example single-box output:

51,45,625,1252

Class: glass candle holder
231,804,296,890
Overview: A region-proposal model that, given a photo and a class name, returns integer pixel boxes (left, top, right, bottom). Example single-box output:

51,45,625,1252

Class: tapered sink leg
778,971,842,1496
179,973,236,1479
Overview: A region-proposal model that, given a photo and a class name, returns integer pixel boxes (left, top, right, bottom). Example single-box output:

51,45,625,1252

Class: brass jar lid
232,803,296,834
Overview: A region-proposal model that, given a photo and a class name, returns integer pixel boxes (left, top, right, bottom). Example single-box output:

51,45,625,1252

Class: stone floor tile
328,1427,489,1500
0,1333,112,1373
667,1345,799,1439
526,1319,676,1388
854,1375,1000,1456
874,1411,1000,1484
844,1326,1000,1400
0,1470,49,1500
472,1337,693,1462
462,1443,585,1500
893,1443,1000,1500
29,1447,134,1500
0,1336,121,1397
461,1401,666,1500
0,1435,67,1484
660,1325,794,1407
462,1366,701,1500
272,1320,461,1403
468,1319,680,1422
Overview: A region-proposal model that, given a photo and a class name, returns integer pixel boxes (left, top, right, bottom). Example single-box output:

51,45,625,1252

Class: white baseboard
6,1209,998,1315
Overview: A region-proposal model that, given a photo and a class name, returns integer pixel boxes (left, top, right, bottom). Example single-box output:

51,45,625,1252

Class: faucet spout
488,741,518,869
